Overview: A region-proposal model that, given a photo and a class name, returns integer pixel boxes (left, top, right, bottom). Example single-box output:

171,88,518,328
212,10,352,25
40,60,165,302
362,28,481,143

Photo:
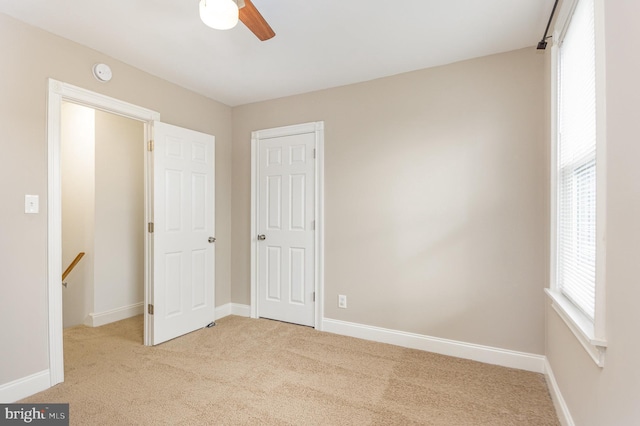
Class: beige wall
545,1,640,424
61,107,144,328
94,110,144,315
232,47,548,354
61,102,96,328
0,13,232,385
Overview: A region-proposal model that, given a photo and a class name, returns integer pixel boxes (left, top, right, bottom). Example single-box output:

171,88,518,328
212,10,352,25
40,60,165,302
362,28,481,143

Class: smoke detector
92,63,112,82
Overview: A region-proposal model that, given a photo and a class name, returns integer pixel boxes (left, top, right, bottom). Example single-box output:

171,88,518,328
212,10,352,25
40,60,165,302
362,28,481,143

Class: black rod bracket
537,0,560,50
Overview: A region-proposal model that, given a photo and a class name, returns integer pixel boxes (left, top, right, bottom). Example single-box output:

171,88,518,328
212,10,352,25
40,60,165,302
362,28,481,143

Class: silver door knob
257,234,266,241
208,237,216,243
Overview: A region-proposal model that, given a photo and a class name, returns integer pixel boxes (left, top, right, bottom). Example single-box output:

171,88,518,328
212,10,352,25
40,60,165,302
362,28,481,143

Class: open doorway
48,80,217,389
60,102,145,329
47,79,160,387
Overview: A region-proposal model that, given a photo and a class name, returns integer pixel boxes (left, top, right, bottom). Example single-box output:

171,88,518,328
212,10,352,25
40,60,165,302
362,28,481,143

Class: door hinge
148,140,154,151
148,304,154,315
313,292,316,302
148,222,154,233
312,220,315,230
313,148,316,159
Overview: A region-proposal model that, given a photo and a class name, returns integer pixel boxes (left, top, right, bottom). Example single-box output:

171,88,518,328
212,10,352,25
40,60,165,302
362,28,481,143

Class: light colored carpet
22,315,559,425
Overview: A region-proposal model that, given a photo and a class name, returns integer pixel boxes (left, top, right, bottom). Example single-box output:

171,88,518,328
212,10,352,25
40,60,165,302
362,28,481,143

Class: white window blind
557,0,597,320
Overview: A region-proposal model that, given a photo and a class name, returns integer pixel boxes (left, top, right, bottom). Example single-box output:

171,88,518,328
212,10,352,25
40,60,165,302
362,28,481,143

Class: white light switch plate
25,194,39,214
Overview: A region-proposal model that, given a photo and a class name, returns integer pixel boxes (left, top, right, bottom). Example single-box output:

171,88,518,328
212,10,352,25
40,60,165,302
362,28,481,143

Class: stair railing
62,252,85,287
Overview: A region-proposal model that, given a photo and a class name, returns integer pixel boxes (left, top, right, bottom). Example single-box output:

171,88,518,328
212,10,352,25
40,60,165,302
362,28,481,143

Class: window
557,0,597,320
547,0,607,366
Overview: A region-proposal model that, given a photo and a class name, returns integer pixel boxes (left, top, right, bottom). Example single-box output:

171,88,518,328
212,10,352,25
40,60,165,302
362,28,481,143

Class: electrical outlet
338,294,347,309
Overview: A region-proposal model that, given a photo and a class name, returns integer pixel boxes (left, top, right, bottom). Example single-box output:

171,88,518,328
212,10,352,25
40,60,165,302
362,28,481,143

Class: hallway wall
61,102,95,328
93,110,144,323
61,106,144,328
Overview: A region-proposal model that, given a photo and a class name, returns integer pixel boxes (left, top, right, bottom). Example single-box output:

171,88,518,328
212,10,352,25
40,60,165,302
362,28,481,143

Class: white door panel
258,132,315,326
152,121,215,345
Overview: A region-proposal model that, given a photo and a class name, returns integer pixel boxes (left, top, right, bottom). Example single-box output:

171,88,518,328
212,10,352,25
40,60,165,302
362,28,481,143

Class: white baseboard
0,370,50,403
230,303,251,317
215,303,251,320
85,302,144,327
214,303,232,319
544,358,575,426
322,318,546,373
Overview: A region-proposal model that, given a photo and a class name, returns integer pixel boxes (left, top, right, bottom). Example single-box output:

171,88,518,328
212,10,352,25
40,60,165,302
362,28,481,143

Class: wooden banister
62,252,85,281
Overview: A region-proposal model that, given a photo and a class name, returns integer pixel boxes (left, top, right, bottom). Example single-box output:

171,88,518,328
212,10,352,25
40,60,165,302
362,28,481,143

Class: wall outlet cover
338,294,347,309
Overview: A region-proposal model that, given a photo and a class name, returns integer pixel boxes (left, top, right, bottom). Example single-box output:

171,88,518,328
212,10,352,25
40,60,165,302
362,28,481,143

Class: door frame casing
47,79,160,386
250,121,325,330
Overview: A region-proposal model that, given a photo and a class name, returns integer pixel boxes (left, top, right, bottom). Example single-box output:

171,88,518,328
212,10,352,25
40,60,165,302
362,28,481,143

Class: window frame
547,0,607,367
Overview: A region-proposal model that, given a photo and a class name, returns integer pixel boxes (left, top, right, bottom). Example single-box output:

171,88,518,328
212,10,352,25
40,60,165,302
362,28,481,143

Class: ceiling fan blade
238,0,275,41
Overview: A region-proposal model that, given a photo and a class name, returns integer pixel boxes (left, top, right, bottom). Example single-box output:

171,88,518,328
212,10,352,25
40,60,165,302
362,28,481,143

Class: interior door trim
250,121,325,330
47,79,160,386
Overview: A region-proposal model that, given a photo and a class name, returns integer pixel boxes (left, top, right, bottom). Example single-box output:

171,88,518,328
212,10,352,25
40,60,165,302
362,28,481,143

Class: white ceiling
0,0,553,107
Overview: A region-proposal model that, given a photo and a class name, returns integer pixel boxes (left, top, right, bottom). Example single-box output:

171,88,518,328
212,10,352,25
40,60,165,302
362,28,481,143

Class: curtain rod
537,0,560,49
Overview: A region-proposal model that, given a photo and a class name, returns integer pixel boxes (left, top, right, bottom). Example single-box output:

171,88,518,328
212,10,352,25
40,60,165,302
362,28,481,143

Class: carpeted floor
22,315,559,425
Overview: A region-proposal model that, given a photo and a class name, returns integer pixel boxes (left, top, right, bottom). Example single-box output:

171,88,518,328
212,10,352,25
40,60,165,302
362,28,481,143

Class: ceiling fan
199,0,275,41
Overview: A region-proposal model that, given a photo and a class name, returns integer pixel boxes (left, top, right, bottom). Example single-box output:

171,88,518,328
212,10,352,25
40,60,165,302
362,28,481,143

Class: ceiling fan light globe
199,0,239,30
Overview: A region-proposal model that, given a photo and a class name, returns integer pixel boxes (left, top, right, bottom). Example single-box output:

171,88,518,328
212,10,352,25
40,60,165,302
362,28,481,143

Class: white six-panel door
151,121,215,345
257,132,316,326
